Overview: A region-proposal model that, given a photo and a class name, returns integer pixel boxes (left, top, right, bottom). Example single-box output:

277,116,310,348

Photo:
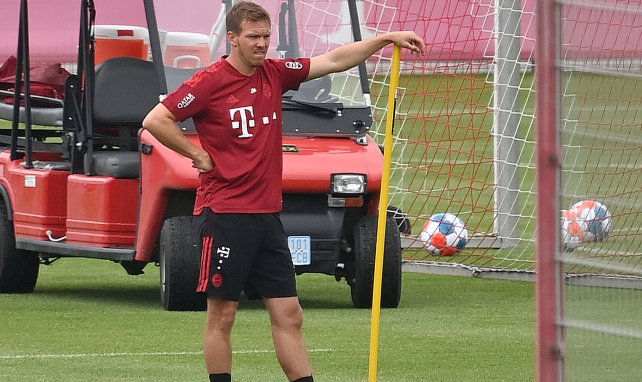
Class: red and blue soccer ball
561,200,612,251
420,213,468,256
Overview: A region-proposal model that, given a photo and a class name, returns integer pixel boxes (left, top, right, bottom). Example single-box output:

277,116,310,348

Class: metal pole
494,0,522,247
81,0,96,175
21,0,32,168
536,0,565,379
144,0,167,95
347,0,371,96
224,0,234,55
10,0,27,162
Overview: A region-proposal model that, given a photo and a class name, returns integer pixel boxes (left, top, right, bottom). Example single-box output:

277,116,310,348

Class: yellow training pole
368,45,401,382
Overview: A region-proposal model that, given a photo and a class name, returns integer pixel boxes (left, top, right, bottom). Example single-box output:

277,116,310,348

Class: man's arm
142,103,214,173
307,31,425,81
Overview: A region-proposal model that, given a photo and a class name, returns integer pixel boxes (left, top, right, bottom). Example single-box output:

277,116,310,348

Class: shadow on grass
33,284,161,309
31,264,361,311
299,297,354,310
32,284,356,311
234,293,354,311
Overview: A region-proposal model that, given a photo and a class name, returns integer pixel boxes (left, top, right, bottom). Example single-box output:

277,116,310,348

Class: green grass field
2,69,640,381
0,259,535,382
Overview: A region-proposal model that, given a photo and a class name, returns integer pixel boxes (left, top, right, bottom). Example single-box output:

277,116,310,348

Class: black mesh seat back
164,66,199,94
164,66,199,132
93,57,160,125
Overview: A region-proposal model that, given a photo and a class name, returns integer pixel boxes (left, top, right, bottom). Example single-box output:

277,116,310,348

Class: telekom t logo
230,106,277,138
230,106,255,138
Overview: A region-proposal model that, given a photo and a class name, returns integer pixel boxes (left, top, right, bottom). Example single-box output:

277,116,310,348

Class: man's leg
204,297,239,375
264,296,313,381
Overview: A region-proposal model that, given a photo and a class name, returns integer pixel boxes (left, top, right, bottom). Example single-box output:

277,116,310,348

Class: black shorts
196,209,297,301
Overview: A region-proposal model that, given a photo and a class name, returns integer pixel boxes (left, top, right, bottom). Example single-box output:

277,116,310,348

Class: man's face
230,19,271,68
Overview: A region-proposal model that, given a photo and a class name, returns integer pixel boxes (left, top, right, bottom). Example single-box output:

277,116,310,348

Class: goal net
361,0,541,275
542,0,642,380
292,1,641,377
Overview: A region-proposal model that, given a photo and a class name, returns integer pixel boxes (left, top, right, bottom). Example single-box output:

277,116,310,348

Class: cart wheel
159,216,206,311
350,216,402,308
0,203,39,293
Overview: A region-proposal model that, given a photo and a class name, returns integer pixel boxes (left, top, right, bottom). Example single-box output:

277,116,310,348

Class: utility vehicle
0,0,407,310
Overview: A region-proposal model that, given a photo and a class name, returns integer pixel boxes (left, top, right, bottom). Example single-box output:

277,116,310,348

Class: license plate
288,236,311,266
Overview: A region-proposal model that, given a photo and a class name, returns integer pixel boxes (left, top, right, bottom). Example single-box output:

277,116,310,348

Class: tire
350,216,402,309
0,203,39,293
159,216,206,311
387,205,412,235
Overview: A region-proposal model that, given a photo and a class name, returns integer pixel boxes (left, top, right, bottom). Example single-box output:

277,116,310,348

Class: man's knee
284,304,304,329
268,298,304,330
207,298,238,332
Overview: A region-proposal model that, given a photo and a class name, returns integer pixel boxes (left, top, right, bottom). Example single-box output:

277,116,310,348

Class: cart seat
22,160,71,171
93,151,139,179
0,101,64,127
91,57,159,178
90,58,199,178
93,56,160,126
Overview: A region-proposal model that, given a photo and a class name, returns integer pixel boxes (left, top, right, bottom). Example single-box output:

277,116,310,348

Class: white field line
0,348,333,361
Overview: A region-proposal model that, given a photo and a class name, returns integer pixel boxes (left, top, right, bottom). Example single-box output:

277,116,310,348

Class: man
142,2,424,381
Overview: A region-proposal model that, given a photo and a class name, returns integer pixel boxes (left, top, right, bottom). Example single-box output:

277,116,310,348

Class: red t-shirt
162,57,310,214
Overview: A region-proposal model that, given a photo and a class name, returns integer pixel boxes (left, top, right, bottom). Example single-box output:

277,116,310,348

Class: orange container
65,175,138,247
95,39,148,65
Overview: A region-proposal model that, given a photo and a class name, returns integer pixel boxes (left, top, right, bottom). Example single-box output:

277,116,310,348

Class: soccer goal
536,0,642,380
355,0,541,275
309,1,641,379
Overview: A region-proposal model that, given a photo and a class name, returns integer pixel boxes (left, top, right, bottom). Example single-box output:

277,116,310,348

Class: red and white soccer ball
420,213,468,256
567,200,612,243
560,209,583,252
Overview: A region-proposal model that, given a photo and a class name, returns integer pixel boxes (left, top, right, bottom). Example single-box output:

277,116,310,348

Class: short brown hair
226,1,271,34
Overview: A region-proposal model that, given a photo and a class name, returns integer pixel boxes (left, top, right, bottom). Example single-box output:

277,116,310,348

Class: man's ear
227,31,238,47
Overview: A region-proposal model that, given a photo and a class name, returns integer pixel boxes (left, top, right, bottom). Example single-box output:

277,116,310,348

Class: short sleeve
161,71,210,122
271,58,311,93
